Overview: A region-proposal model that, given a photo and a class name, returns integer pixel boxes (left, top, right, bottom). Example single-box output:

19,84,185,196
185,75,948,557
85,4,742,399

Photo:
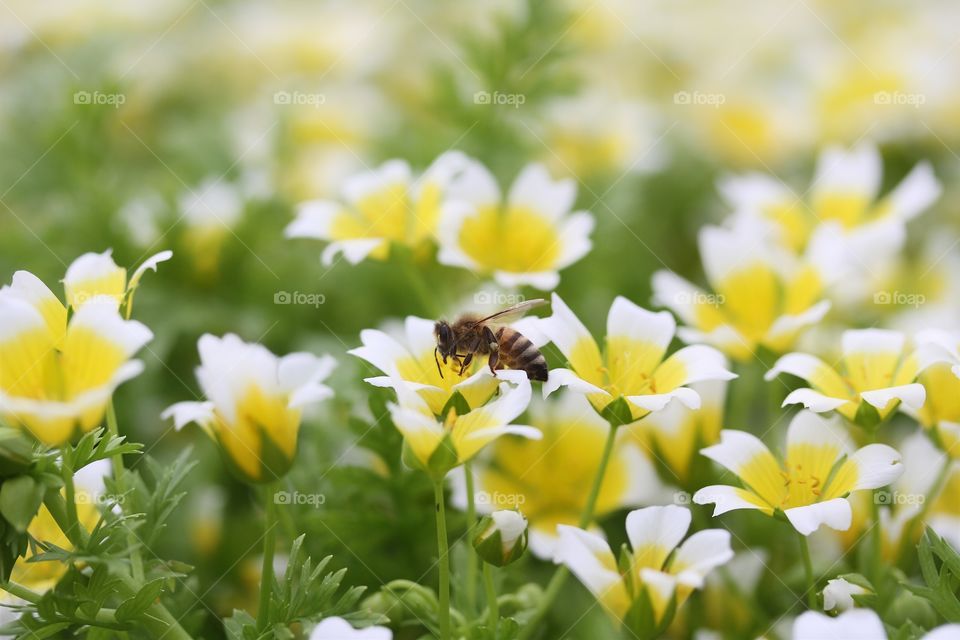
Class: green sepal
425,432,459,481
601,396,635,428
854,401,882,430
440,390,471,421
472,515,528,567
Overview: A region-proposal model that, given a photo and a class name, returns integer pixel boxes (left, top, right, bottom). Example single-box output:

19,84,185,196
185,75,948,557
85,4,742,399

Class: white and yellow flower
766,329,925,426
912,329,960,457
385,369,538,477
555,505,733,627
652,218,834,362
0,266,153,445
534,293,736,423
285,152,467,265
793,609,959,640
309,616,392,640
62,248,172,313
178,179,245,278
693,411,904,535
719,142,941,253
456,392,664,559
348,315,499,416
162,334,336,483
437,160,594,290
634,377,728,485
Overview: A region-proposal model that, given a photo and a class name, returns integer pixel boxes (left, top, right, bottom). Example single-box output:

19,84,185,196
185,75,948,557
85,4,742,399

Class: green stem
434,481,451,640
484,563,499,638
257,483,279,632
106,400,144,583
517,421,619,640
797,532,816,609
869,489,883,583
1,581,42,604
465,461,478,616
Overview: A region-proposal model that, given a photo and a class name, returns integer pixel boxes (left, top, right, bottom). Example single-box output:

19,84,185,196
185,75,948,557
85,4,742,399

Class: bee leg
488,349,500,375
458,353,473,376
434,347,444,379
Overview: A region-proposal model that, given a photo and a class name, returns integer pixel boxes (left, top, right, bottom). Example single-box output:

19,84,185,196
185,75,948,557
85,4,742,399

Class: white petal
69,301,153,356
692,485,768,516
786,411,854,455
348,329,411,377
846,444,904,491
128,250,173,290
765,353,829,382
717,171,792,212
663,344,738,385
284,200,339,239
784,498,852,536
923,625,960,640
767,301,831,344
607,296,676,359
671,529,733,586
554,525,621,599
842,328,905,357
823,577,868,613
883,161,941,222
537,293,595,361
793,609,886,640
860,384,926,411
342,159,411,206
445,156,501,207
782,388,850,413
625,505,690,560
543,367,609,399
321,239,386,266
555,211,595,268
812,143,882,204
627,387,701,411
700,430,774,476
650,270,707,325
309,616,392,640
507,164,576,220
162,401,216,431
493,270,560,291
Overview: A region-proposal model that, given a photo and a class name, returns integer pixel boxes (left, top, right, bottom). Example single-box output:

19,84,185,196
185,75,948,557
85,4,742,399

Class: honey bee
434,299,549,382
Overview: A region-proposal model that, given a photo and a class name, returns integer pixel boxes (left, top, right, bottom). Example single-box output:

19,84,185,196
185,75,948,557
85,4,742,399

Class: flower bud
473,510,528,567
822,575,872,612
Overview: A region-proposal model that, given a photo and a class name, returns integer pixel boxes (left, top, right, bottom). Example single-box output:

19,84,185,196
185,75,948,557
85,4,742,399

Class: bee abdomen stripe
497,328,523,351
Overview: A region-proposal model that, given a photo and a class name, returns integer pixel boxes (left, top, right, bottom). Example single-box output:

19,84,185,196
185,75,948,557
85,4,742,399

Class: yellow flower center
458,206,561,273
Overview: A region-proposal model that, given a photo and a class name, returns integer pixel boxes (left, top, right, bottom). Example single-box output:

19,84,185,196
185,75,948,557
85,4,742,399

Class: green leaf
0,476,44,532
115,578,165,622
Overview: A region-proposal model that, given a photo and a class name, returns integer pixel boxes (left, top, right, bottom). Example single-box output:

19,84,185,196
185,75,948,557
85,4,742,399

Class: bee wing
473,299,549,326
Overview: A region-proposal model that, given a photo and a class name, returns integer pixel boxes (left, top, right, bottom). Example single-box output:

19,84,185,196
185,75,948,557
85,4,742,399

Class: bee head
434,320,454,357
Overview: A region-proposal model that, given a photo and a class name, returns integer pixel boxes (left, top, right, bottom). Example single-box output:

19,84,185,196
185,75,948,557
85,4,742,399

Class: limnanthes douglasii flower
766,328,925,427
912,329,960,456
285,152,467,265
694,411,904,535
349,316,498,415
163,334,336,483
534,293,735,424
0,261,156,445
308,617,392,640
652,220,832,361
555,505,732,631
385,369,538,479
437,160,594,290
62,248,173,313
